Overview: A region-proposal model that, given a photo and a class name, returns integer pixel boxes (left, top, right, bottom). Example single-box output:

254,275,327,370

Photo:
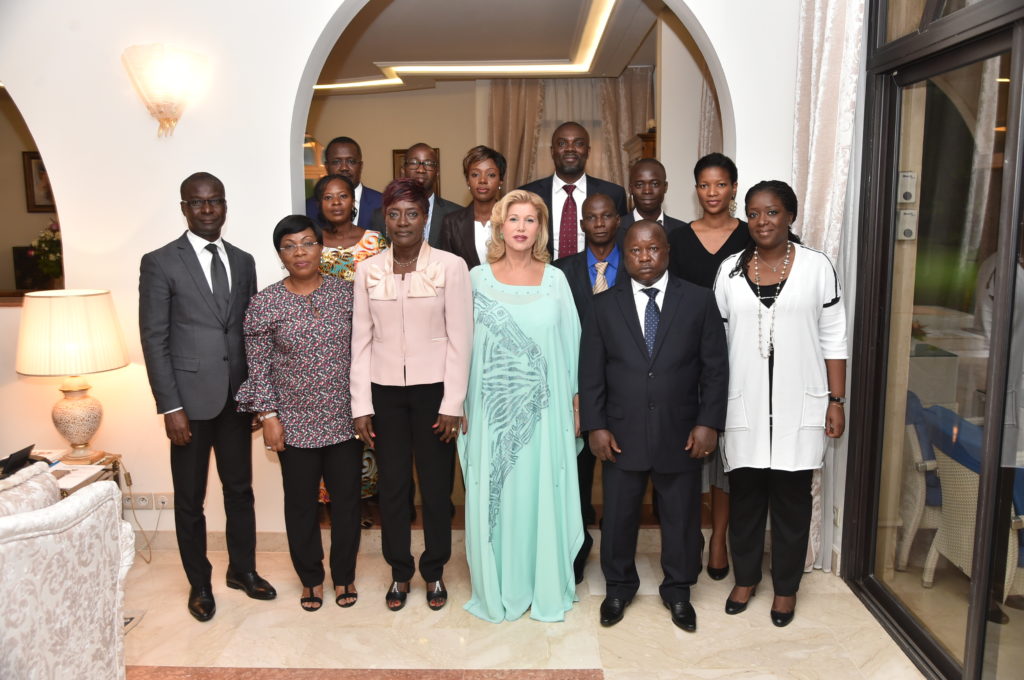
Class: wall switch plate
896,210,918,240
898,171,917,203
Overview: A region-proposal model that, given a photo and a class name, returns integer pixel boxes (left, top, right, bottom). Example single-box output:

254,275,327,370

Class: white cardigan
714,244,847,471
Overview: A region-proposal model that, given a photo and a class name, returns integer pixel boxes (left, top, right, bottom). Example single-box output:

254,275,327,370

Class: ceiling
316,0,660,95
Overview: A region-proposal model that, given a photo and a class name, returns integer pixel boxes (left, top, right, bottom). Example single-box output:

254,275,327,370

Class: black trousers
279,439,362,587
601,462,702,602
170,397,256,588
728,467,813,596
372,382,454,582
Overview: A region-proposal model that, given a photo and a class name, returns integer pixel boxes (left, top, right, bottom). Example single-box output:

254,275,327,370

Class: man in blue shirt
553,192,622,584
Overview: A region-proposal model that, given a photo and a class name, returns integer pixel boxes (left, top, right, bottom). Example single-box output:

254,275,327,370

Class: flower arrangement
28,219,63,279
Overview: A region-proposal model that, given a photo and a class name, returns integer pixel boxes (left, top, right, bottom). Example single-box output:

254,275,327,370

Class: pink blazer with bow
350,242,474,418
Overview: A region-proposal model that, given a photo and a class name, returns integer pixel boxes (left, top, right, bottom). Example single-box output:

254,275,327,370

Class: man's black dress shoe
770,608,795,627
226,568,277,600
188,585,216,622
664,600,697,632
574,530,594,585
599,596,630,627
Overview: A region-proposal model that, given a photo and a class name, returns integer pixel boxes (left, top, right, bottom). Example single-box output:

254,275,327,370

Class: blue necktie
642,287,659,356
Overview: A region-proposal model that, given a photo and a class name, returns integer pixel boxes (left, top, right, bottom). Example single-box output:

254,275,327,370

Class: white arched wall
0,0,800,535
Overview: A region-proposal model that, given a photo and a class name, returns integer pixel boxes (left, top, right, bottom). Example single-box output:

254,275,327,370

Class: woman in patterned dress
237,215,362,611
314,173,386,527
460,190,584,622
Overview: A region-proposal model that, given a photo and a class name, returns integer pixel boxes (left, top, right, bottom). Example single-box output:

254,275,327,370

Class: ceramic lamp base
52,376,104,464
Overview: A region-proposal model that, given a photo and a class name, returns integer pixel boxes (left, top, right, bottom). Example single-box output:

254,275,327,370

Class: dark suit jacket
139,232,258,421
437,204,482,269
356,185,382,229
578,273,728,473
618,213,685,238
371,194,463,247
552,248,625,324
518,174,628,255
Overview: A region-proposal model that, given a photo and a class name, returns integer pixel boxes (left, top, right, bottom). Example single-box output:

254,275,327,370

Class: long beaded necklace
752,240,792,360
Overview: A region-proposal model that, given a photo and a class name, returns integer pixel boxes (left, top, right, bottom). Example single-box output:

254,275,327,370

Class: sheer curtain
697,65,722,159
790,0,866,573
488,79,545,189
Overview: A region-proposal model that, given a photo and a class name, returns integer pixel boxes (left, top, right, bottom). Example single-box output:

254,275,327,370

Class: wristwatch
828,395,846,405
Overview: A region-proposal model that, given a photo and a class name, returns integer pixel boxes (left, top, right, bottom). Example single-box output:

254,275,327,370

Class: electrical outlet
122,495,134,510
133,493,153,509
155,493,174,509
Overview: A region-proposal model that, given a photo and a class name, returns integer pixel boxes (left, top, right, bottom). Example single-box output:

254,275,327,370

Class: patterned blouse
320,230,387,281
236,275,355,448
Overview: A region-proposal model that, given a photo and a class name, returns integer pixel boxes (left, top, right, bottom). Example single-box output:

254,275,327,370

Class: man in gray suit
139,172,276,622
373,143,461,244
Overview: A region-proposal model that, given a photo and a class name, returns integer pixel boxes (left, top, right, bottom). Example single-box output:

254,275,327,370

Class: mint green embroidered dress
460,264,584,622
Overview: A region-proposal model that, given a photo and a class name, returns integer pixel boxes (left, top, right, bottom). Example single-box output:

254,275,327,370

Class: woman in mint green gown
460,190,583,623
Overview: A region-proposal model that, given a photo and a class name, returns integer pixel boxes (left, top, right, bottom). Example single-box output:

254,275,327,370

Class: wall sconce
122,44,205,137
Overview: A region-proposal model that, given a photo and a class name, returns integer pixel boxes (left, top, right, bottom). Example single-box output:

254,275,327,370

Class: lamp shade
16,290,129,377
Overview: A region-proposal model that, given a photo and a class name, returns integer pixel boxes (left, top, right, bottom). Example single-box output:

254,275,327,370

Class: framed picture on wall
22,152,55,213
392,147,440,198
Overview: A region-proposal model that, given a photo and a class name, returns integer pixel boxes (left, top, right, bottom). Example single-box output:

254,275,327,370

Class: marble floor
124,529,923,679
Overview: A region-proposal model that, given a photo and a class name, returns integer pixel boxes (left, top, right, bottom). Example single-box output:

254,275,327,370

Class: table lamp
15,290,129,464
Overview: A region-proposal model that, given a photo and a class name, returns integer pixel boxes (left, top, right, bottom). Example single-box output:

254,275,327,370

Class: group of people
138,120,847,633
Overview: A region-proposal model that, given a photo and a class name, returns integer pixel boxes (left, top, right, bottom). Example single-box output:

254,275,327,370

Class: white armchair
0,479,134,680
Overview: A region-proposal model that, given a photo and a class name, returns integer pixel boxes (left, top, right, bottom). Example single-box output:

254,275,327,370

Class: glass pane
885,0,929,43
873,52,1009,666
983,138,1024,673
941,0,992,20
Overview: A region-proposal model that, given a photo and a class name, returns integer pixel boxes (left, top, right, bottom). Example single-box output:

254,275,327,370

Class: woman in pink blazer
351,179,473,612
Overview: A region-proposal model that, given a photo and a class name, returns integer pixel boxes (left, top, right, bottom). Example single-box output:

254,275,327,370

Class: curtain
697,64,722,159
791,0,866,573
791,0,866,259
600,65,656,186
488,79,545,189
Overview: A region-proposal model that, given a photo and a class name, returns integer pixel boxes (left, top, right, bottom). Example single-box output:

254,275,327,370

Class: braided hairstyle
729,180,802,277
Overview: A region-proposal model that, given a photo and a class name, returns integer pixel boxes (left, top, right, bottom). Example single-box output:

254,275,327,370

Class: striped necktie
593,261,609,294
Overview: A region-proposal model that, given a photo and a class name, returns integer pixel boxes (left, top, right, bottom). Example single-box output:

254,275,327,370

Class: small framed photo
22,152,55,213
392,147,440,197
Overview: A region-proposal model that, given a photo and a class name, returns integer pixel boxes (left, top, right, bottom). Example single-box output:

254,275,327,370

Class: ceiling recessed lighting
314,0,616,91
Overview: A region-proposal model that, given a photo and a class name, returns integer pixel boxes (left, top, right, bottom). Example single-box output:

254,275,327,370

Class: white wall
663,0,800,198
0,0,805,536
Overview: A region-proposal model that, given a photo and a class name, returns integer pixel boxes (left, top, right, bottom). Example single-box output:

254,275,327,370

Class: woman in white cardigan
713,180,847,628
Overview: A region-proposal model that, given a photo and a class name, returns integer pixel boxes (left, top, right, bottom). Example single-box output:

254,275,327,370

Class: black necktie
642,288,659,356
206,243,229,315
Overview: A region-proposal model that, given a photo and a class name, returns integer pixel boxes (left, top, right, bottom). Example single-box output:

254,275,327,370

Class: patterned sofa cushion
0,461,60,518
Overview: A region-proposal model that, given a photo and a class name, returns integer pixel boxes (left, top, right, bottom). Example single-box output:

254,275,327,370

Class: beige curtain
600,65,656,186
488,79,545,189
791,0,866,573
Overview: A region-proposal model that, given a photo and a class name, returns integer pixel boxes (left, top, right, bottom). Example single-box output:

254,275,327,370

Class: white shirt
185,230,231,292
353,183,364,221
630,270,667,330
474,220,491,264
423,193,437,241
552,173,588,256
632,208,665,224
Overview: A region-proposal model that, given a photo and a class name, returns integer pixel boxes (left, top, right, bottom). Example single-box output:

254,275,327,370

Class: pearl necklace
753,241,791,360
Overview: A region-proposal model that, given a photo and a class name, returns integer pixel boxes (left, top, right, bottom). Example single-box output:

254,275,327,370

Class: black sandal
426,580,448,611
335,584,358,608
386,581,409,611
300,586,323,612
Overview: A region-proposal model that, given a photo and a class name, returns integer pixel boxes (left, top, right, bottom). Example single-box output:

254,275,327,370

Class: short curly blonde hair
486,190,550,263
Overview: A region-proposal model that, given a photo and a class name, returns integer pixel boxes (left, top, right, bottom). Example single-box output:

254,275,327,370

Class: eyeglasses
278,240,320,254
404,159,438,169
326,158,361,168
182,198,226,209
